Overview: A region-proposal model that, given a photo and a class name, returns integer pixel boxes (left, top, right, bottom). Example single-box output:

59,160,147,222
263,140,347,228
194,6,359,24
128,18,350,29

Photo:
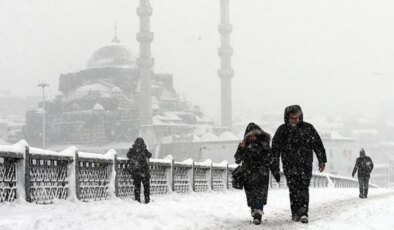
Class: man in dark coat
127,137,152,203
352,148,374,199
272,105,327,224
234,122,280,225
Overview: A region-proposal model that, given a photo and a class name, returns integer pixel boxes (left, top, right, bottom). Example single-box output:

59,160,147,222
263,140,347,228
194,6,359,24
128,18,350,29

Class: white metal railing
0,140,377,204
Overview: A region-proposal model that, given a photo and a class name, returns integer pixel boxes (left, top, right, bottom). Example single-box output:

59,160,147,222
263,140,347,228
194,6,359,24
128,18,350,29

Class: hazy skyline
1,0,394,123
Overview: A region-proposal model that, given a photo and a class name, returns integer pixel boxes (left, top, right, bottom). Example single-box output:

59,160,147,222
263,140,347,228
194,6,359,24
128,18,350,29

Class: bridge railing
27,147,73,204
75,151,114,202
0,140,377,204
0,148,22,202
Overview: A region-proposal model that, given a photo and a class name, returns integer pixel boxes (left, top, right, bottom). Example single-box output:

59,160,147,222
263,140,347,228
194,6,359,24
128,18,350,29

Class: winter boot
292,215,300,222
300,215,308,224
252,209,263,225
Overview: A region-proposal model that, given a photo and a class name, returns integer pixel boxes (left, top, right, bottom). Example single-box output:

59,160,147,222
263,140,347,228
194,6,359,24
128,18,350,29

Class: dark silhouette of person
352,148,374,198
234,122,280,225
127,137,152,203
272,105,327,224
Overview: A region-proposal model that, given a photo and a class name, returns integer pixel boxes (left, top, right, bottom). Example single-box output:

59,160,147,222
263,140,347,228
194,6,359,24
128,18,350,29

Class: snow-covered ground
0,188,393,230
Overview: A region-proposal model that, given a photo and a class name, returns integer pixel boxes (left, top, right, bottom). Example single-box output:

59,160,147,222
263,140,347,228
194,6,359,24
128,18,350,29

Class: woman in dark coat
127,137,152,203
234,123,280,225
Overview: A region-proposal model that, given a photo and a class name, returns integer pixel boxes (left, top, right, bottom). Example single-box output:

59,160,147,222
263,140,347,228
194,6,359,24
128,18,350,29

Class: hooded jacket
127,137,152,177
234,122,280,183
352,155,374,177
272,105,327,173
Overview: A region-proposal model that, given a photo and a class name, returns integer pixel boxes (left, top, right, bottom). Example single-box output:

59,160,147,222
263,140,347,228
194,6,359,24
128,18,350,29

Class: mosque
22,0,237,160
23,34,215,145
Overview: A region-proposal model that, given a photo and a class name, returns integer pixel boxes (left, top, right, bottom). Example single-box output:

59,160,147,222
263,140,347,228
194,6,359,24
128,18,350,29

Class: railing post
191,161,195,192
65,149,77,201
14,145,25,202
75,151,81,200
114,154,119,197
108,151,117,198
24,146,31,202
209,162,213,191
169,159,175,192
225,163,229,190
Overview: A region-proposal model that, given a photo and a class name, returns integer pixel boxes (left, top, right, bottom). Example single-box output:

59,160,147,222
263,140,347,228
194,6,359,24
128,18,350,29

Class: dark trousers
244,177,269,210
133,174,150,203
358,176,370,198
285,166,312,217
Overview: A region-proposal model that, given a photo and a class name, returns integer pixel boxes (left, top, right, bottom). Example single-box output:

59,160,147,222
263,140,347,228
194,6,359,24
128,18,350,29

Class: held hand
319,163,325,172
272,170,280,183
274,173,280,183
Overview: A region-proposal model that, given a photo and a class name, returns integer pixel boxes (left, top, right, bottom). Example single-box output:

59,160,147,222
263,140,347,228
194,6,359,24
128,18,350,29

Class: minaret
112,22,120,43
136,0,156,149
218,0,233,129
137,0,154,125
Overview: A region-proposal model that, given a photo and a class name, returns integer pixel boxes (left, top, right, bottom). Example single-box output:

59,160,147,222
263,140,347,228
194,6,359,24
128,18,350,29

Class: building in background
388,159,394,188
23,36,212,149
0,90,40,143
371,164,389,188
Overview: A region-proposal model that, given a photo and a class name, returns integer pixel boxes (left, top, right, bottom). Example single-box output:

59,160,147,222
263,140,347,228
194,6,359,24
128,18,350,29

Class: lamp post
37,82,49,149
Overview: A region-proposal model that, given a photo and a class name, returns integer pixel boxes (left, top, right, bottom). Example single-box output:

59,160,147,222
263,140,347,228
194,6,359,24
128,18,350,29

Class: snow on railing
27,146,73,204
0,140,376,204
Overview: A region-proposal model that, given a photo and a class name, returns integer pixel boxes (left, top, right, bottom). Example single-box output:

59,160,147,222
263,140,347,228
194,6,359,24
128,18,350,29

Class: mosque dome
86,36,137,69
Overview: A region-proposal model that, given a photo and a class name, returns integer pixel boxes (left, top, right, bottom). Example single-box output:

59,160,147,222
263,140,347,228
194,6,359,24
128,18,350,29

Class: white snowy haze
1,0,394,122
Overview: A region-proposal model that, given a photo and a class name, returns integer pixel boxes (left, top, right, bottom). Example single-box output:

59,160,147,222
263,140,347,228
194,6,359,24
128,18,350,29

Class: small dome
86,39,137,69
218,131,238,141
112,87,122,93
77,83,111,93
152,103,160,110
236,131,244,139
200,133,218,142
93,103,104,111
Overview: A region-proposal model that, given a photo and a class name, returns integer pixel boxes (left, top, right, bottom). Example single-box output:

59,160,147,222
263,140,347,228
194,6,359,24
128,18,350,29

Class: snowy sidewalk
0,188,393,230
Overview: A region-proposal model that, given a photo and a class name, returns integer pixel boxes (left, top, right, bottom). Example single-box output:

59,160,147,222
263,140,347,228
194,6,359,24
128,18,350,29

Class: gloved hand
352,173,355,178
272,171,281,183
319,163,325,172
239,141,245,149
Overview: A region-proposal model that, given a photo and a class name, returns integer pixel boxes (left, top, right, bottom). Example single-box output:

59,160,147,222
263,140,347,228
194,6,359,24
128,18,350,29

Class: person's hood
243,122,271,142
360,148,366,157
284,105,304,124
132,137,146,149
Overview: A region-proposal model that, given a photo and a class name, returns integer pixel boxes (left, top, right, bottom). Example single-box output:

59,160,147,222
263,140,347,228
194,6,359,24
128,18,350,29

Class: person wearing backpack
234,122,280,225
352,148,374,198
127,137,152,203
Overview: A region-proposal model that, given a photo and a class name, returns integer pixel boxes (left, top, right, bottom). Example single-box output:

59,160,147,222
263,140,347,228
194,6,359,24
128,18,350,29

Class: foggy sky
1,0,394,123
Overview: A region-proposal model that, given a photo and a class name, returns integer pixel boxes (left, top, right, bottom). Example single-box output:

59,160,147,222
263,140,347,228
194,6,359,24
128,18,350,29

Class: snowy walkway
0,188,393,230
